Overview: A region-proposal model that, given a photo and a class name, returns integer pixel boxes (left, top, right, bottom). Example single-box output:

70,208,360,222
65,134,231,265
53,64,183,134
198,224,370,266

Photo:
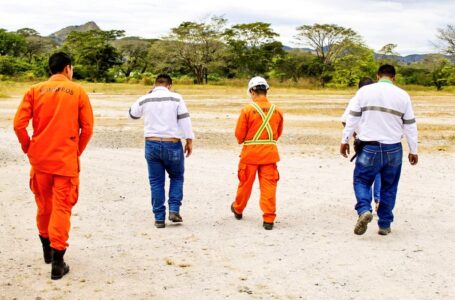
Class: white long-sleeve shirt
342,80,418,154
129,86,195,139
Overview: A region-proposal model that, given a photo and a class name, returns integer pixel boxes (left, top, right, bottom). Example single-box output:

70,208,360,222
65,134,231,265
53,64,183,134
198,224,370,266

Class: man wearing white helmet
231,76,284,230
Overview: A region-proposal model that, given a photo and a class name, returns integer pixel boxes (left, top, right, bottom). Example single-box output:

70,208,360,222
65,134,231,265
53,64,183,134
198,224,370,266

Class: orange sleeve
276,109,284,140
235,108,248,144
13,88,33,153
77,88,94,156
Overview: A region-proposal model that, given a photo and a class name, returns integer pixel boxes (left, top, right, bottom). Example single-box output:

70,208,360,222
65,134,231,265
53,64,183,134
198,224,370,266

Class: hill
49,21,100,44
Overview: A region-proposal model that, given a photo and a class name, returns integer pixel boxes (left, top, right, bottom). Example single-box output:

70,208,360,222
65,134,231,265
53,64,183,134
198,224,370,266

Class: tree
437,25,455,57
273,50,317,82
224,22,284,77
114,37,151,77
295,23,361,86
0,29,27,56
331,42,378,87
64,30,124,81
378,43,399,63
166,17,227,84
420,54,454,90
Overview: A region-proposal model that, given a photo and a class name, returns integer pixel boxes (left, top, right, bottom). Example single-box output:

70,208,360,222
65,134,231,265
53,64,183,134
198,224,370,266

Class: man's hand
340,143,350,158
184,139,193,157
408,153,418,165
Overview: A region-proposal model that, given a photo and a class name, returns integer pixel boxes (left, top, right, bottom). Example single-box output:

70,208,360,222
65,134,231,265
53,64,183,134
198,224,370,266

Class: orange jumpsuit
233,95,284,223
14,74,94,250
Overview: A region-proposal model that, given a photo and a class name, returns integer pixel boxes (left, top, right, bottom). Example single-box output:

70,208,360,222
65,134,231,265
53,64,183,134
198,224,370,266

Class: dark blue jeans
145,141,184,221
372,173,381,202
353,143,402,229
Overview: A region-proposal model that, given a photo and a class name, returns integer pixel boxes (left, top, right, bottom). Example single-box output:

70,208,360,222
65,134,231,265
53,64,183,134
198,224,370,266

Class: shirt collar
151,86,169,92
253,95,269,103
49,74,70,81
378,79,393,84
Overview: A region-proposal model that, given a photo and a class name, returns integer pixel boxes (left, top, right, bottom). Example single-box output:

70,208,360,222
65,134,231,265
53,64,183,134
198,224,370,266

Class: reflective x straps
244,102,277,145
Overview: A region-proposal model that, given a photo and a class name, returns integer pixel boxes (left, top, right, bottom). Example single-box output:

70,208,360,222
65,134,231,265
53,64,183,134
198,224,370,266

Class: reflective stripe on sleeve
177,112,190,120
403,118,416,125
349,110,362,117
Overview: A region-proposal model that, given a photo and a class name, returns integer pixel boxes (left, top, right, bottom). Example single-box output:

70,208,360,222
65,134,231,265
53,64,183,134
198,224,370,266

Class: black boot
39,235,52,264
51,248,70,280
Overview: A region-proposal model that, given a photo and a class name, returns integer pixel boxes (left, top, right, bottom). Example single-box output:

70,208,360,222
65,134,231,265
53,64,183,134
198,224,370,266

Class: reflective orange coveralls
233,95,284,223
13,74,94,250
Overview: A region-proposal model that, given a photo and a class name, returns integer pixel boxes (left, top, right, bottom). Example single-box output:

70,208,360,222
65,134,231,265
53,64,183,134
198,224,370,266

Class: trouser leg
165,142,185,214
30,170,53,238
233,163,258,214
145,142,166,221
353,147,381,215
48,175,79,251
258,164,279,223
377,147,403,229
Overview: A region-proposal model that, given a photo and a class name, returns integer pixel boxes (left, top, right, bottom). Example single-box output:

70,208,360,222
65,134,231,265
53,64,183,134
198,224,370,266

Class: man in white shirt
340,65,418,236
129,74,194,228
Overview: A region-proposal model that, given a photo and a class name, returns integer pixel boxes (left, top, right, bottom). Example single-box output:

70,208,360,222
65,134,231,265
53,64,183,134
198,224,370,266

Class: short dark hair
377,64,396,78
49,52,72,74
155,74,172,86
358,77,374,89
250,84,268,95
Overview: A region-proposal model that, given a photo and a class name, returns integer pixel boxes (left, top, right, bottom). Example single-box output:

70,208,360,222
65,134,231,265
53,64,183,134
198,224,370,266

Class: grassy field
1,81,454,153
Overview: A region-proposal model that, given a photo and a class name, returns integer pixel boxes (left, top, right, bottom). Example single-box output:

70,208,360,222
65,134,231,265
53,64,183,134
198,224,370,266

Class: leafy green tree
0,29,27,56
331,42,378,87
114,37,152,77
166,17,227,84
272,50,317,82
64,30,124,81
295,23,361,86
420,54,454,90
224,22,284,77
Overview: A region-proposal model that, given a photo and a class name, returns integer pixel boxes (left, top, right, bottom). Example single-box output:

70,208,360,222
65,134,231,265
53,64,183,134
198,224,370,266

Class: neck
379,76,393,83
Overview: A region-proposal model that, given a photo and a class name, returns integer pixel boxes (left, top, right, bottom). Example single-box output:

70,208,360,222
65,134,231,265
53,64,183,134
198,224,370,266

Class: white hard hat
247,76,269,95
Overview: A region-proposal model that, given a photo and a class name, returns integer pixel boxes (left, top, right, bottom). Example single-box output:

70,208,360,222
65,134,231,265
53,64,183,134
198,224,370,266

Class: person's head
48,52,73,79
155,74,172,88
377,64,396,81
358,77,374,89
248,76,269,98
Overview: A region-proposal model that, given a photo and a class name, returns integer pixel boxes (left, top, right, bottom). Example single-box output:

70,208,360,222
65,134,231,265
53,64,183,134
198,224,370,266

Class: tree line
1,18,454,89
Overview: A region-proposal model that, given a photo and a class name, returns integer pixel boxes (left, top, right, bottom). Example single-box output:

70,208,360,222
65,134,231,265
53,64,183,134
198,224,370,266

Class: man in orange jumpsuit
13,52,94,280
231,76,284,230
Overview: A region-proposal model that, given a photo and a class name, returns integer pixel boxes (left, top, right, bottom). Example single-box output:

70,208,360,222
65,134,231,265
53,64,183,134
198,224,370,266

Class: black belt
362,141,380,145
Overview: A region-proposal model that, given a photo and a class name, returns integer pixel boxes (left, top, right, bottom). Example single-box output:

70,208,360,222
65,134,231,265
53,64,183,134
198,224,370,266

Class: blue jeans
372,173,381,202
353,143,402,229
145,141,185,221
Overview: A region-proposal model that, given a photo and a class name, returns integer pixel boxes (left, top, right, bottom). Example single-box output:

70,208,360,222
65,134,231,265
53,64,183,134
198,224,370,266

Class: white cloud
0,0,453,55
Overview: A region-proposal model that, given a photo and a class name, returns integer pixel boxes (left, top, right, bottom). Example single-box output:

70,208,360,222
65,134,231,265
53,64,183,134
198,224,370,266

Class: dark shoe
168,212,183,223
354,211,373,235
378,227,391,236
51,248,70,280
231,203,242,220
155,221,165,228
39,235,52,264
263,222,274,230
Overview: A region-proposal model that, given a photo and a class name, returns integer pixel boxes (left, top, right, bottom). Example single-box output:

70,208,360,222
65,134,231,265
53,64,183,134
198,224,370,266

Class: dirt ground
1,85,455,299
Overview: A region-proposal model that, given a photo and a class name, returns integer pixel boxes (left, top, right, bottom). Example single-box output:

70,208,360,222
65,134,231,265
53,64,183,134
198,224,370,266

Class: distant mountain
49,21,100,44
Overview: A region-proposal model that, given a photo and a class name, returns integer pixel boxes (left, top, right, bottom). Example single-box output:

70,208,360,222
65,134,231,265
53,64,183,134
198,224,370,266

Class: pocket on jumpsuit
69,177,80,206
238,163,247,181
357,149,376,167
273,165,280,182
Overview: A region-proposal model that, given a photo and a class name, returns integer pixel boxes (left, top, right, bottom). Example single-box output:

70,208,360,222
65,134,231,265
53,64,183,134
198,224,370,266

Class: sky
0,0,454,55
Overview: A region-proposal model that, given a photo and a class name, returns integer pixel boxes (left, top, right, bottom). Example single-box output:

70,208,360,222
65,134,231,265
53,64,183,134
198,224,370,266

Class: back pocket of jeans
167,148,182,162
357,150,376,167
387,149,402,166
